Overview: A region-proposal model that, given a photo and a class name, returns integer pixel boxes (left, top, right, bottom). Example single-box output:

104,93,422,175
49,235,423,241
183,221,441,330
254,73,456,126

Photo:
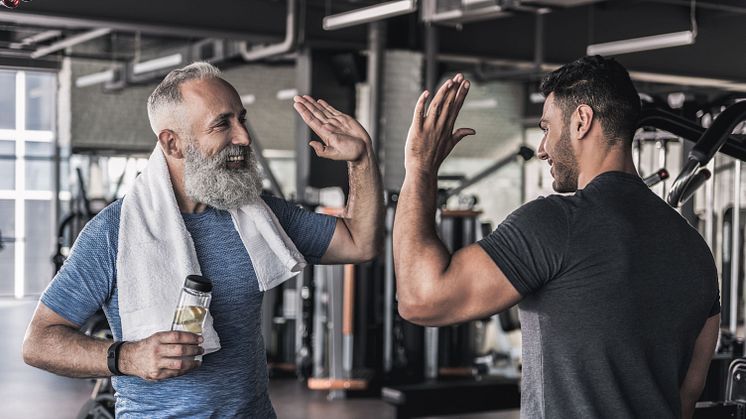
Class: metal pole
295,48,312,202
342,265,355,379
704,157,715,248
441,149,528,203
328,265,345,400
312,265,327,378
730,160,741,335
423,22,439,380
425,327,439,379
367,21,385,158
383,204,395,373
425,23,438,95
656,139,668,197
294,270,305,373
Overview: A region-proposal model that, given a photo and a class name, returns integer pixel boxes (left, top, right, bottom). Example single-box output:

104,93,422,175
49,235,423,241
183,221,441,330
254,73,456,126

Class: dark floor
1,299,519,419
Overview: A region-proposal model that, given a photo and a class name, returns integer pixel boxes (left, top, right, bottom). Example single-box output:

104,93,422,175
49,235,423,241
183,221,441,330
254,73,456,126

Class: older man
393,56,719,419
22,62,383,418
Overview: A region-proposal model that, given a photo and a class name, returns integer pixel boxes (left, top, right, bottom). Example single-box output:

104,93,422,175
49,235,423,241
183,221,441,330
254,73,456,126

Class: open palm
293,95,370,162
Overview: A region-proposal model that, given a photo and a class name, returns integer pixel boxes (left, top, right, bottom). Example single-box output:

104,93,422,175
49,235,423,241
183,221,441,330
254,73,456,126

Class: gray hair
146,61,222,135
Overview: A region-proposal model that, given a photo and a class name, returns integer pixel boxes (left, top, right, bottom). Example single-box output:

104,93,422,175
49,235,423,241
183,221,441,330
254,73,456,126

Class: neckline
181,206,216,221
589,170,643,185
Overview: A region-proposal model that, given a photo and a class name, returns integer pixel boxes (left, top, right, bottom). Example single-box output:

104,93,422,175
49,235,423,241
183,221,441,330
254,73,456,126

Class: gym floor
1,299,519,418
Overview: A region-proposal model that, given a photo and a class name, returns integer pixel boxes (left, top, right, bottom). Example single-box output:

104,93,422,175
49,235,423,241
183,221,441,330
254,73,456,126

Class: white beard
183,140,263,210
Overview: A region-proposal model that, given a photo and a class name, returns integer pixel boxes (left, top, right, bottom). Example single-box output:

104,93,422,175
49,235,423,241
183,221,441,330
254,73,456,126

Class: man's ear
157,129,184,159
574,104,594,141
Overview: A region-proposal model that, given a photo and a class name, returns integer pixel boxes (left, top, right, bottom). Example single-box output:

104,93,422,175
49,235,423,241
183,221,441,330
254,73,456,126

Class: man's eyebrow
208,112,232,126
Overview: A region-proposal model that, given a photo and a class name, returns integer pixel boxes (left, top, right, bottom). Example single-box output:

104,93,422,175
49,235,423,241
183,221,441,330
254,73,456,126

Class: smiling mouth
226,155,245,162
224,149,248,169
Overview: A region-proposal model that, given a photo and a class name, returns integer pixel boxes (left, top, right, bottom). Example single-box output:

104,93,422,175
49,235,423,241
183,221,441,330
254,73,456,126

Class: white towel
116,144,307,355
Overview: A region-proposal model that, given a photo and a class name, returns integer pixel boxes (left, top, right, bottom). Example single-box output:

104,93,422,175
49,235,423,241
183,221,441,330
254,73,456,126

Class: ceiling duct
421,0,512,25
95,39,230,91
239,0,296,61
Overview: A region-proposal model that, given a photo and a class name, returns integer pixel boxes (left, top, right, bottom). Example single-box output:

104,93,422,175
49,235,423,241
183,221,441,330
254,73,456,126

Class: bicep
426,244,522,326
320,218,363,264
25,302,81,348
681,314,720,398
31,302,80,330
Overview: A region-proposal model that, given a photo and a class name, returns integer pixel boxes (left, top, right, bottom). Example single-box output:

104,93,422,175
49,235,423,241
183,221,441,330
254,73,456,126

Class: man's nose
232,122,251,146
537,138,548,160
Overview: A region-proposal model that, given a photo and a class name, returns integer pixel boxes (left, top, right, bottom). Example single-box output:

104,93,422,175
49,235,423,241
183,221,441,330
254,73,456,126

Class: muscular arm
393,75,521,327
680,314,720,419
292,96,384,265
394,170,521,327
23,302,204,380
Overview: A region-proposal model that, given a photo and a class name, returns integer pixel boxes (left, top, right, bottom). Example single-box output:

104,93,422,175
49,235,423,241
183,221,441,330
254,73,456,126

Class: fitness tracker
107,341,126,376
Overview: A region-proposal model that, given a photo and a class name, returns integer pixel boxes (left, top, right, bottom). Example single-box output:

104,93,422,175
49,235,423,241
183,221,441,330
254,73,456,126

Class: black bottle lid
184,275,212,293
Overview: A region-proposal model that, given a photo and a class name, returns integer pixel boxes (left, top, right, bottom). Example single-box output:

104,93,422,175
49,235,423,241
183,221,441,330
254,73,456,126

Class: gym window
0,68,63,298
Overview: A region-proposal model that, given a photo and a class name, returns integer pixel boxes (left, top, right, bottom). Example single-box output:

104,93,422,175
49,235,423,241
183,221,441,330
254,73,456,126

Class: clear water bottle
171,275,212,335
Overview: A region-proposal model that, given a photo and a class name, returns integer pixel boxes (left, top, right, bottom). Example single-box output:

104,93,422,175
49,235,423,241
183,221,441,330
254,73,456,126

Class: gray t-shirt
41,195,336,418
478,171,720,419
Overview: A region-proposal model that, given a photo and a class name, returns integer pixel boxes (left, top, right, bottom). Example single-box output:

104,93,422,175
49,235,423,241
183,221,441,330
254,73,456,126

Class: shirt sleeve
262,195,337,264
709,280,721,317
477,196,569,296
40,202,120,326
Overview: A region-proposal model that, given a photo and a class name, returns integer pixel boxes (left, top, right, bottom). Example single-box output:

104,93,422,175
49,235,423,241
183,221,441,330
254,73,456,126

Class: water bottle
171,275,212,335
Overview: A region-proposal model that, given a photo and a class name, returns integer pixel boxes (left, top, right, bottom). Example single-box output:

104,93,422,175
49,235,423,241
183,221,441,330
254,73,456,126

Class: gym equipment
438,146,534,206
54,166,124,273
694,401,746,418
383,166,524,416
0,0,30,9
382,376,520,419
638,105,746,162
643,168,669,188
656,101,746,207
726,359,746,401
306,206,383,398
308,262,369,398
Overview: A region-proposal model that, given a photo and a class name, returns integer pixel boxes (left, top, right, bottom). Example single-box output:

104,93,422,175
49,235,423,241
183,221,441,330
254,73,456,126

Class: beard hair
182,139,263,210
551,122,580,193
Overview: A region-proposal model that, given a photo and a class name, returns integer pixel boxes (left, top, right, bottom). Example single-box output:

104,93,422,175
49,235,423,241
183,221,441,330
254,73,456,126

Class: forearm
23,324,112,378
342,146,384,259
393,170,451,303
680,397,696,419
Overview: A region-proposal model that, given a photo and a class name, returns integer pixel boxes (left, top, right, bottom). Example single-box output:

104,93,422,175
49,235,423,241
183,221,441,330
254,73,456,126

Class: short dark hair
540,55,641,145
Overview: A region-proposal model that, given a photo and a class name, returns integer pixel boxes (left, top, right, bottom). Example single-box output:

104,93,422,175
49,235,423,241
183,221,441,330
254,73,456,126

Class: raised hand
405,73,475,175
119,331,204,381
293,95,371,162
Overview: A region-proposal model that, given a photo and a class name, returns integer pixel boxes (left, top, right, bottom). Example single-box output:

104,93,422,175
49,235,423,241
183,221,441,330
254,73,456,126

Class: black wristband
107,341,126,376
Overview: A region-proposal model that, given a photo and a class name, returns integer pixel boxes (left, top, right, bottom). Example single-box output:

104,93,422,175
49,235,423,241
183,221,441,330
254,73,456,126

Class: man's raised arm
393,74,521,326
293,96,384,264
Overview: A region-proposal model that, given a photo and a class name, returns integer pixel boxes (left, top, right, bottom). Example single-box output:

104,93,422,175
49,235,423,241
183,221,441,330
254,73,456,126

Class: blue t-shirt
41,195,336,418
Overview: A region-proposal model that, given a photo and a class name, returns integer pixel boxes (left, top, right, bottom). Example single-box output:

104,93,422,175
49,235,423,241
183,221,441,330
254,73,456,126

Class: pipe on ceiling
239,0,297,61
